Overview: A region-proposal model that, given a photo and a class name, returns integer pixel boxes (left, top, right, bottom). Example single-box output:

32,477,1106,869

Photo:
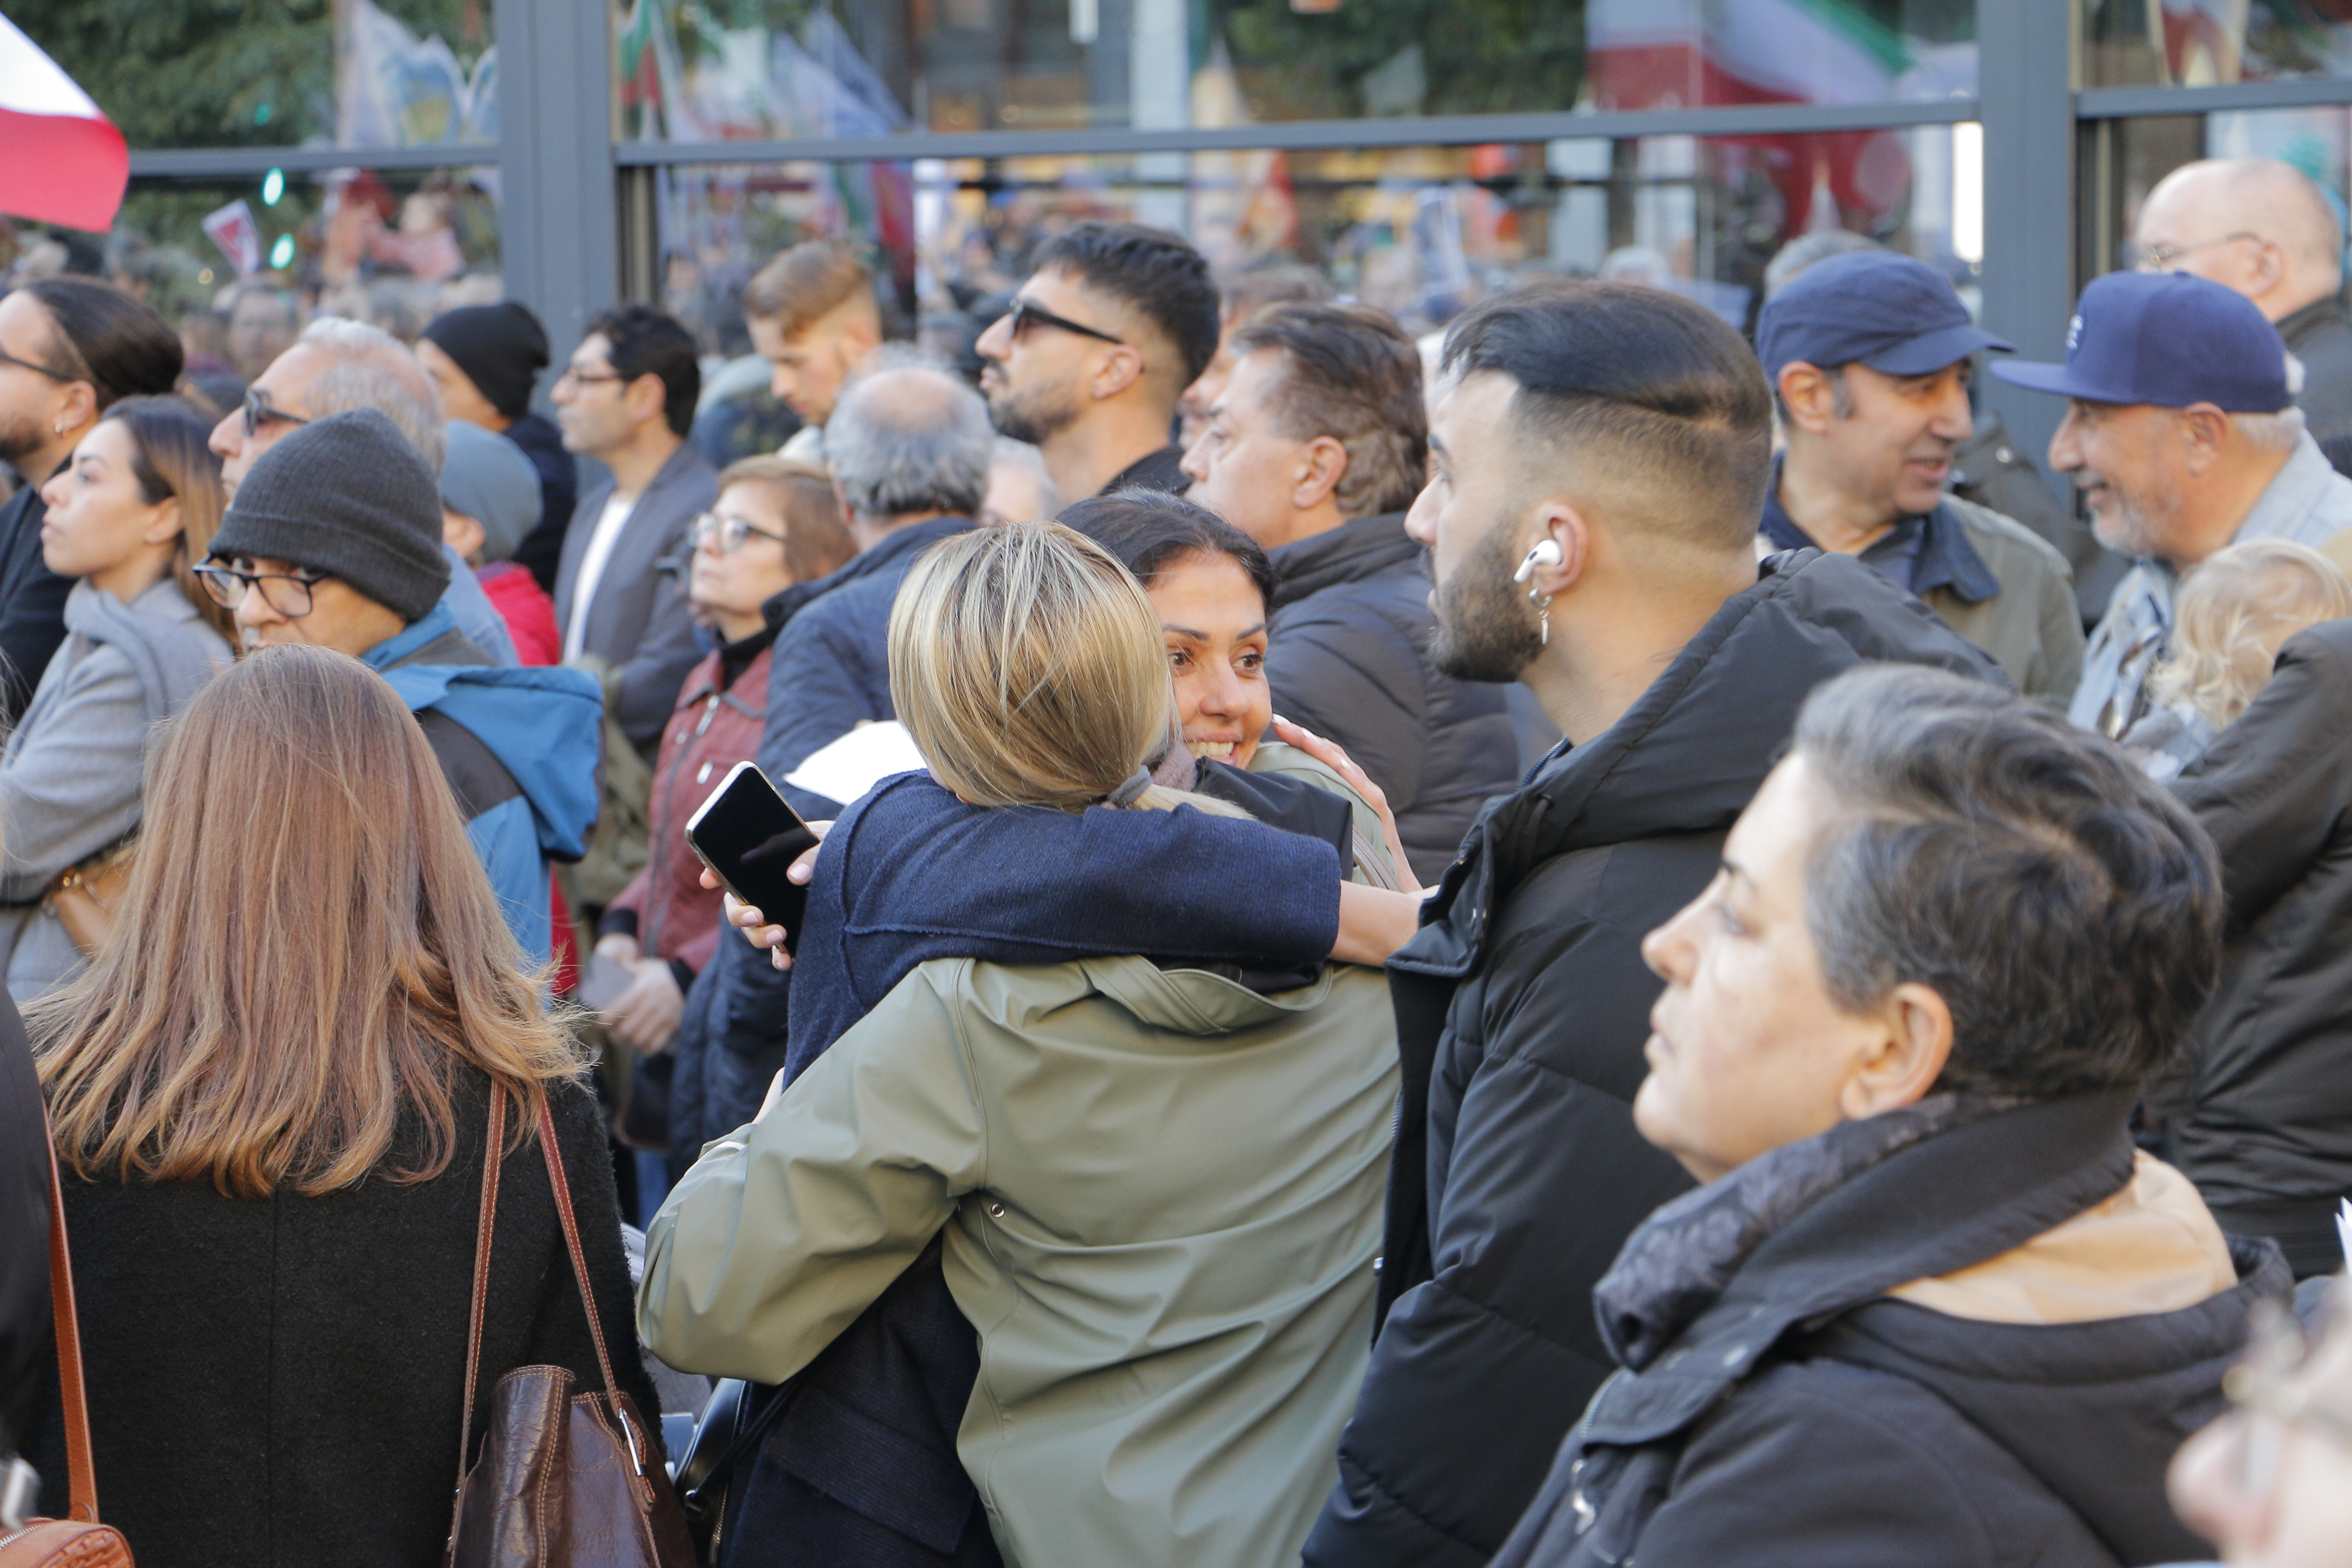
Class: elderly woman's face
1635,755,1929,1183
2169,1292,2352,1568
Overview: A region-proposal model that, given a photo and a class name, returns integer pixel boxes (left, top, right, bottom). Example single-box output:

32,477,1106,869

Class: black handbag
674,1378,793,1566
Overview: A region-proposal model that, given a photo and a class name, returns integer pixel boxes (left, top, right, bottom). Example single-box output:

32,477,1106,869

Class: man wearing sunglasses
201,408,599,967
0,278,181,725
975,220,1219,505
205,314,519,667
2134,158,2352,442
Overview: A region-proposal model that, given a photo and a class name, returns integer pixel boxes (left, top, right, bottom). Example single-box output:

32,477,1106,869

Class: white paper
784,720,928,806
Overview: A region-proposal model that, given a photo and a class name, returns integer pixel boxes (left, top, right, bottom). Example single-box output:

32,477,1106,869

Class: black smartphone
684,762,820,955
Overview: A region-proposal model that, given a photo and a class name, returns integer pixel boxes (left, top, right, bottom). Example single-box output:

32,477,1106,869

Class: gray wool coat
0,578,232,999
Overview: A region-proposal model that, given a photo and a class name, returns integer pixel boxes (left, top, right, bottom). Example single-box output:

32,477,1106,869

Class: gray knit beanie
210,408,450,623
439,420,543,563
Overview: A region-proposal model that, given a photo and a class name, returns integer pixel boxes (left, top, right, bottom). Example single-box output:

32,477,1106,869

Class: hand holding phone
686,763,820,956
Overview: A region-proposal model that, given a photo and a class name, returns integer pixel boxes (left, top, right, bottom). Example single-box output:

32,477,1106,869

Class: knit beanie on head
440,420,543,563
210,408,451,624
421,302,551,421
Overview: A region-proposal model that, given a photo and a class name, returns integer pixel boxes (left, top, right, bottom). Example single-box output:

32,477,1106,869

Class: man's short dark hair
1794,665,2224,1100
583,303,701,438
1061,490,1277,609
1032,222,1220,386
1440,279,1772,550
1229,302,1427,518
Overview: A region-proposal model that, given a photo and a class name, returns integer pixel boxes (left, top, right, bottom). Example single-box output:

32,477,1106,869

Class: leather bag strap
534,1096,621,1400
42,1122,98,1525
453,1085,506,1486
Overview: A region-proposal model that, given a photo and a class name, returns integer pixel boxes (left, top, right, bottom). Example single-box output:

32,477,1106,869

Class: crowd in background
0,149,2350,1568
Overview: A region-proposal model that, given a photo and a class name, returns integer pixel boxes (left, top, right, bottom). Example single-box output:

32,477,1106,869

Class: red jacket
604,641,772,975
478,562,562,668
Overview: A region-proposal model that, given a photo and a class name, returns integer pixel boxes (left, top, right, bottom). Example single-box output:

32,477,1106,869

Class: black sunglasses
1004,297,1125,347
0,345,70,382
242,387,312,441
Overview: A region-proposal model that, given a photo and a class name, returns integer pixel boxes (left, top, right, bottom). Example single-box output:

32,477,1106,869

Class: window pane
9,168,503,401
616,1,1978,143
11,0,496,151
2090,107,2351,274
2083,0,2352,88
649,128,1977,361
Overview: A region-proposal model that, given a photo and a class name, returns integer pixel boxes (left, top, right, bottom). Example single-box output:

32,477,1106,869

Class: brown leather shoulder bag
0,1126,134,1567
445,1087,694,1568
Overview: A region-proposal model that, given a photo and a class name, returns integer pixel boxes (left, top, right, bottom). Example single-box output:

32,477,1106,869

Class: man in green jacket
1758,251,2084,703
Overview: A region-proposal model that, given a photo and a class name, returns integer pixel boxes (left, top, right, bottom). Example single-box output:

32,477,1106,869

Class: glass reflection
2084,0,2352,89
613,0,1978,143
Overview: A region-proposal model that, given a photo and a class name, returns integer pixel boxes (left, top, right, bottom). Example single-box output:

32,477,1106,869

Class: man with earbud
1302,279,2002,1568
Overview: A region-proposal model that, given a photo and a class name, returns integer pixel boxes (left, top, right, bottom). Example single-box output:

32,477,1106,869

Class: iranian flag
0,12,128,233
1589,0,1918,111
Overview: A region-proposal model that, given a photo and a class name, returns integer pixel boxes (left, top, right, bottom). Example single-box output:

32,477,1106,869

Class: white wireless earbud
1513,539,1564,583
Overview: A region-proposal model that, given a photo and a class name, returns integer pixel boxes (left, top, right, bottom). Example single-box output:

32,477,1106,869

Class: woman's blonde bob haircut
33,643,585,1198
889,521,1243,818
2152,538,2352,730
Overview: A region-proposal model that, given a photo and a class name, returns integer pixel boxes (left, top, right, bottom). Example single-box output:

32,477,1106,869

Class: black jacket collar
1102,444,1188,497
1266,512,1421,611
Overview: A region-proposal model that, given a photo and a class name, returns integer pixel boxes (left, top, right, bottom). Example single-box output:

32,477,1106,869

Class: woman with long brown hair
27,642,661,1568
0,394,237,999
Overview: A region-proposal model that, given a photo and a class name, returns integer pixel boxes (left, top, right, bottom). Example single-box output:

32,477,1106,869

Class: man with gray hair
207,314,516,664
2134,156,2352,439
1993,270,2352,736
666,354,992,1166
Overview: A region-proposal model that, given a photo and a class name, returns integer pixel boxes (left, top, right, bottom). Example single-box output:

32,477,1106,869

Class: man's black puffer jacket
2171,618,2352,1276
1265,513,1519,883
1302,549,2003,1568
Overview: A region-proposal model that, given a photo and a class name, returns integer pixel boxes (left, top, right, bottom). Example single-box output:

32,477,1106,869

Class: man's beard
1429,514,1546,683
0,408,48,472
2087,474,2180,562
989,375,1080,447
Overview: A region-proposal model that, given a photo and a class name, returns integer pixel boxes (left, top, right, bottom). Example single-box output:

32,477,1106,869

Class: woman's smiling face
1145,549,1271,769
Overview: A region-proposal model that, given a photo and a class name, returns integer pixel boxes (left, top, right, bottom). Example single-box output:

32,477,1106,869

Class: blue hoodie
364,606,601,965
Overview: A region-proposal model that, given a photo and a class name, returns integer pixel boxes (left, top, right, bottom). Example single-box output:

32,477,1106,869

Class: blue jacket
366,607,601,966
670,516,976,1169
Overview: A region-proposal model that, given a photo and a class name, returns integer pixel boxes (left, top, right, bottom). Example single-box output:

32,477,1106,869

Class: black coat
502,412,579,598
1302,551,2002,1568
2171,618,2352,1276
0,467,73,729
1492,1092,2289,1568
29,1072,660,1568
2280,295,2352,443
0,994,46,1458
1266,514,1519,882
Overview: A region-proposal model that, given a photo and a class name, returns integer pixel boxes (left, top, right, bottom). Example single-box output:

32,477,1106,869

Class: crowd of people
0,151,2349,1568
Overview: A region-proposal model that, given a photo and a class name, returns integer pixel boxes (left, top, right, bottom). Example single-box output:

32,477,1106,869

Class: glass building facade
12,0,2352,472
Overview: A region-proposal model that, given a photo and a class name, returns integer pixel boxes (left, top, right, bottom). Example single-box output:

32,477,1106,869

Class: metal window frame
107,1,2352,383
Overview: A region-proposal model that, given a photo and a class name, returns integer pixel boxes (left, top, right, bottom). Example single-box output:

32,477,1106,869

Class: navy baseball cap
1989,271,2291,411
1757,250,2012,383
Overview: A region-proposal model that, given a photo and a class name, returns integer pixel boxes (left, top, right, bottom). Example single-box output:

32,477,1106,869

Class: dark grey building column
1976,0,2076,499
494,0,618,365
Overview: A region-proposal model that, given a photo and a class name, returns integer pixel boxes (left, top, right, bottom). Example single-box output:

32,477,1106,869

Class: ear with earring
1514,539,1563,646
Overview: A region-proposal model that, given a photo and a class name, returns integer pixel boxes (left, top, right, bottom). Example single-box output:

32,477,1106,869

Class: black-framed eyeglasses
0,345,70,382
242,387,311,441
1004,297,1125,347
194,561,330,617
556,364,628,389
689,511,790,553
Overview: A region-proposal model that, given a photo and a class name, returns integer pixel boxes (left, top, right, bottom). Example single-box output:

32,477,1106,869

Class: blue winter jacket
366,606,601,966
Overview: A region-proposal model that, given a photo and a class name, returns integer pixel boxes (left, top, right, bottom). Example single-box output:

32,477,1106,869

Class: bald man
2135,157,2352,438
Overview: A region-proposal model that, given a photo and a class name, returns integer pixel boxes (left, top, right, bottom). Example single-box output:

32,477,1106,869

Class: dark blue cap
1757,251,2012,384
1989,271,2292,411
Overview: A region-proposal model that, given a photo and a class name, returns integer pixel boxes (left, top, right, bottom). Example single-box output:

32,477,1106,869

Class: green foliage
1212,0,1584,119
10,0,488,149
